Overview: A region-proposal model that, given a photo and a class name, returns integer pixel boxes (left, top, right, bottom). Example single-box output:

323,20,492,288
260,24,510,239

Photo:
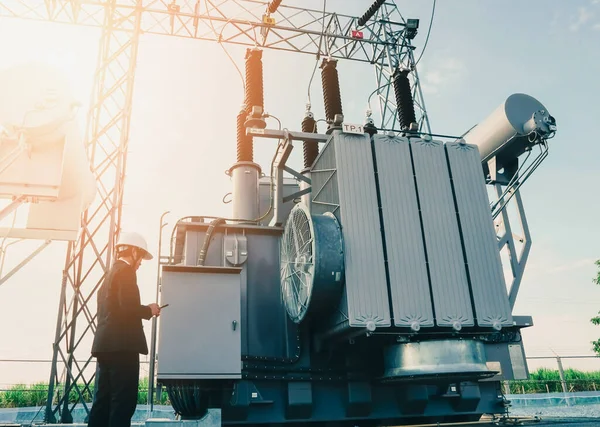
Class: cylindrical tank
462,93,556,165
230,161,261,222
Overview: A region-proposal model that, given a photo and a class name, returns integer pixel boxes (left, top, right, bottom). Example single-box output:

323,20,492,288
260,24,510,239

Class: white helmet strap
117,244,146,261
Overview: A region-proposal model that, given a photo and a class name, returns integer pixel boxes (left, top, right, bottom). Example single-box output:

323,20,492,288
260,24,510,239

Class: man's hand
148,303,161,317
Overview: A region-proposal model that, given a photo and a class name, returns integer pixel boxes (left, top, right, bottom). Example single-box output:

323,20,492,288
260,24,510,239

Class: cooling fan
280,202,345,323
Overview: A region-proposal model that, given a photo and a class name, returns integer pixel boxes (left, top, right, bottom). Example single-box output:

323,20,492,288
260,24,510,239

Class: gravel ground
3,398,600,426
507,392,600,419
510,403,600,418
524,422,600,427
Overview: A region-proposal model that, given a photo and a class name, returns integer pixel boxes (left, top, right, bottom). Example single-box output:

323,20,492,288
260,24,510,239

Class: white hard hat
116,231,153,260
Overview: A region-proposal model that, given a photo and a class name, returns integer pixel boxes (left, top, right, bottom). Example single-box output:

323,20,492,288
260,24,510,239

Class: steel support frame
494,185,531,310
371,2,431,133
1,0,429,131
0,239,52,287
0,0,430,422
41,1,143,422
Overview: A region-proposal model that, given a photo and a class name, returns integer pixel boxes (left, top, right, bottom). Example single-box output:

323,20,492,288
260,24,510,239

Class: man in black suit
88,231,161,427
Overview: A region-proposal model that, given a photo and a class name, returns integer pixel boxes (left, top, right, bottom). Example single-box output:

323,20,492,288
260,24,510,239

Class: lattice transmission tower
0,0,431,422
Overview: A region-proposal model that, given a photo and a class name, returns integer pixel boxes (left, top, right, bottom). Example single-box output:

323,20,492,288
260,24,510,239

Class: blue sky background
0,0,599,385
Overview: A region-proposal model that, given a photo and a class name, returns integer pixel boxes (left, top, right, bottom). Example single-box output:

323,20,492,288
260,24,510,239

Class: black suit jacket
91,260,152,356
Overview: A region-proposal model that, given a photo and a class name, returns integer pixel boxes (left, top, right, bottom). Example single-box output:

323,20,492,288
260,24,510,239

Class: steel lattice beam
0,0,431,422
0,0,407,63
371,2,430,132
1,0,429,130
0,0,105,25
40,0,143,422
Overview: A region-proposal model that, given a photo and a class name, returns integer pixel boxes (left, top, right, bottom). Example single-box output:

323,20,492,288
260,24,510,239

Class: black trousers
88,352,139,427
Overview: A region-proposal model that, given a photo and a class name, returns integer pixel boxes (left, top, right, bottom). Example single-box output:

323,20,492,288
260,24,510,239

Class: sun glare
1,20,100,122
0,19,99,227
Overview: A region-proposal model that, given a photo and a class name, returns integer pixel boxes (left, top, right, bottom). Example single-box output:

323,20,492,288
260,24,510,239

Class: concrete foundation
0,406,220,427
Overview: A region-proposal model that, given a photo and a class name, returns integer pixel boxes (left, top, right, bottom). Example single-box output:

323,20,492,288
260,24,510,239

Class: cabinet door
158,268,241,379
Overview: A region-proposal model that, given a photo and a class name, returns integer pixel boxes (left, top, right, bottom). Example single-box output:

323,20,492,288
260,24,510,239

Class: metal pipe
148,210,170,411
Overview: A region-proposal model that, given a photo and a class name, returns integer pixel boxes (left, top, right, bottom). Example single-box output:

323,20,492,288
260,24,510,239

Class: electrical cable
218,42,246,93
306,0,327,107
413,0,436,68
307,57,320,108
204,0,261,93
367,81,392,111
265,113,282,130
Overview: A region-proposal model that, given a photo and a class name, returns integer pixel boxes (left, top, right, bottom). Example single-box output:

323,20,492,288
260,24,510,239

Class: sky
0,0,600,387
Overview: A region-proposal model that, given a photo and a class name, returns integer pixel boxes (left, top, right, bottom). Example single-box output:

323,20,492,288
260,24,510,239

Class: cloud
595,23,600,30
570,6,595,31
420,57,466,95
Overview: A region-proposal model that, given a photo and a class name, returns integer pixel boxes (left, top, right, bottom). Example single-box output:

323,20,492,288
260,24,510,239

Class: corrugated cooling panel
332,132,390,328
446,141,513,328
410,138,474,329
373,135,434,329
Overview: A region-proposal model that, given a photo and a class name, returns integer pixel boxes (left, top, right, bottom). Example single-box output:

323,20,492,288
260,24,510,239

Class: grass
0,377,170,408
3,369,600,408
509,368,600,394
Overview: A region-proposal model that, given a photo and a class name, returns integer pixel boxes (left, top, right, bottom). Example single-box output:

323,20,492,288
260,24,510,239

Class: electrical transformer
155,88,555,425
154,8,557,422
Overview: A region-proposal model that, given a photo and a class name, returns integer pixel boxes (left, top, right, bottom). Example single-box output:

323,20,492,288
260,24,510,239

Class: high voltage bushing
301,111,318,168
240,47,265,161
393,68,417,131
244,48,264,114
267,0,282,14
236,106,253,162
357,0,386,27
320,58,343,126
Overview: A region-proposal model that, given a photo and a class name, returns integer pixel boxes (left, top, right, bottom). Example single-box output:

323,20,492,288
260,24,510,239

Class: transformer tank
155,92,555,423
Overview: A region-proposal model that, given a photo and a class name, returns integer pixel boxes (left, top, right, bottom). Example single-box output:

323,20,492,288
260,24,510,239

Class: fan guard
280,202,344,324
